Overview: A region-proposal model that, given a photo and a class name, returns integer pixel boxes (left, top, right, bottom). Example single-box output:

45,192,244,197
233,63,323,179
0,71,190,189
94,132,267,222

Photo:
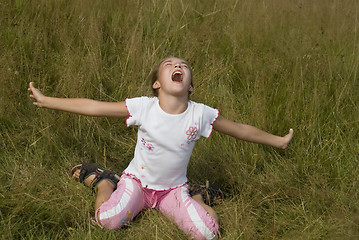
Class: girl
28,56,293,240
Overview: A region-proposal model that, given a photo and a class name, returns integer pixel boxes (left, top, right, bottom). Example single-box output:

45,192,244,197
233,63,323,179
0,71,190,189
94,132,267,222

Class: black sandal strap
91,170,120,192
78,163,102,185
75,163,120,192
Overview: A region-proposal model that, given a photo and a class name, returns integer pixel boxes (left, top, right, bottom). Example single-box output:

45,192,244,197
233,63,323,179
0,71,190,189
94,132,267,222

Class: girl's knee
159,186,219,239
95,208,134,230
190,215,219,240
94,176,145,230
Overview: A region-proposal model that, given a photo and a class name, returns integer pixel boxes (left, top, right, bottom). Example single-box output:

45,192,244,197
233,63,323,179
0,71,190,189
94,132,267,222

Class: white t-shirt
124,97,219,190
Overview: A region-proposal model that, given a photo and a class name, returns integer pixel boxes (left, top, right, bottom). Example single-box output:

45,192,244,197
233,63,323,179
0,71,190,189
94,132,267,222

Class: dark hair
149,57,193,97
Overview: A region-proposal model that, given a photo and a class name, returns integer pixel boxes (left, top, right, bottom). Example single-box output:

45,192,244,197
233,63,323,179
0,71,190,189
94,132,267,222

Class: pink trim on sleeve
207,109,219,138
124,98,132,127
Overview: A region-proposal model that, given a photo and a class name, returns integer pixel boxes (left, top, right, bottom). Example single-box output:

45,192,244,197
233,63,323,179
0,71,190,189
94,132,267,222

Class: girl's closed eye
163,61,172,67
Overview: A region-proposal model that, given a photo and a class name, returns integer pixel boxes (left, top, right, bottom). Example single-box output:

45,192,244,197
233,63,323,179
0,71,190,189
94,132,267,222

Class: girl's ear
152,80,160,90
189,85,194,93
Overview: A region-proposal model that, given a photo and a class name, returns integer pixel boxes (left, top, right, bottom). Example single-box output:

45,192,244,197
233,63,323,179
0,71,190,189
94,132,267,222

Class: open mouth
171,70,183,82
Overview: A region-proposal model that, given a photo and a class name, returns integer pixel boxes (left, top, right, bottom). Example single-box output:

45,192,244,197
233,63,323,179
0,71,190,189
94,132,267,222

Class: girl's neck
157,94,189,114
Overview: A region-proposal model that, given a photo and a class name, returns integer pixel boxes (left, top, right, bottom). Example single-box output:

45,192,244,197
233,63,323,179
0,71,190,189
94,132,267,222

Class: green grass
1,0,359,239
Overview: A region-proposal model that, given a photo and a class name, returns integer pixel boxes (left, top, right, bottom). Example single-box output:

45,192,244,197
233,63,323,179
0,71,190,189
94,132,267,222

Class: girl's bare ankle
192,194,205,204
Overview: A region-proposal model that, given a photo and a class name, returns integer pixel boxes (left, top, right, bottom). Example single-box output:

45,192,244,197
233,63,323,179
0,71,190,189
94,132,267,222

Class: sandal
70,163,120,192
188,180,224,206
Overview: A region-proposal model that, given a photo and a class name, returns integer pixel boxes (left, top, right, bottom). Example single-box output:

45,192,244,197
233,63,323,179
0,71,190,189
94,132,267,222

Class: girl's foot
71,165,96,187
70,163,121,192
188,180,224,206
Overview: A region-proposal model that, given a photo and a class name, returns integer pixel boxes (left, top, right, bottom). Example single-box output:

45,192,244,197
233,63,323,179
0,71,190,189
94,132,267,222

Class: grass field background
1,0,358,239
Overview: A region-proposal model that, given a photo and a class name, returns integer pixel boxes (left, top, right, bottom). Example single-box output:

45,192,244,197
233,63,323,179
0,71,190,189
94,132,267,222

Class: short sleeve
200,104,219,138
125,97,146,127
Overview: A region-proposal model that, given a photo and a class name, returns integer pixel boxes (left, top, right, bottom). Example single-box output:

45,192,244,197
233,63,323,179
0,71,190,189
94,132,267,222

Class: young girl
28,56,293,240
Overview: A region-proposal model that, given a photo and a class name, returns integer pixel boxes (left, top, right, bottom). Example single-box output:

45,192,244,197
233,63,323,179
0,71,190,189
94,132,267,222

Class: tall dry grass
1,0,358,239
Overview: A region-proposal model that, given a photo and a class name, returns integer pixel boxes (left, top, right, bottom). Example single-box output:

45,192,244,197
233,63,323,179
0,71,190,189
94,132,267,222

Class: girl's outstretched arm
212,116,293,150
28,82,129,118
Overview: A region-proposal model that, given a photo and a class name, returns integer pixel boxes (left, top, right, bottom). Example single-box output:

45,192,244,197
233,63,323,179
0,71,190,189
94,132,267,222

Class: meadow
1,0,358,239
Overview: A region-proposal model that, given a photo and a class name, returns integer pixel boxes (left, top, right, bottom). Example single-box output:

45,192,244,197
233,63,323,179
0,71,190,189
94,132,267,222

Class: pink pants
95,174,219,240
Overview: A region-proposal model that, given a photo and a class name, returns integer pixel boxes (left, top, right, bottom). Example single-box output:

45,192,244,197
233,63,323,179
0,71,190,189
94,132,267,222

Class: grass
1,0,359,239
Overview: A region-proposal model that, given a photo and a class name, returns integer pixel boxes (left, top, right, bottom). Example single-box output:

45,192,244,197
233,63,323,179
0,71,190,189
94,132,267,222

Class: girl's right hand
280,128,294,150
28,82,46,107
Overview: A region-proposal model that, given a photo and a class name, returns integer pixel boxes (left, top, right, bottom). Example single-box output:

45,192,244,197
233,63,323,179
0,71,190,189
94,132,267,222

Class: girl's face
153,57,193,97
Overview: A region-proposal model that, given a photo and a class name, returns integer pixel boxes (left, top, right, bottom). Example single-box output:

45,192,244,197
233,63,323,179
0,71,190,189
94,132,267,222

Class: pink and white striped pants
95,174,219,240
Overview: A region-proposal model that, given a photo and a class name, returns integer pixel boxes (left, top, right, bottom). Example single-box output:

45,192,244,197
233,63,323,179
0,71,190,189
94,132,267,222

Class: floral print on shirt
140,138,155,152
147,144,154,152
186,126,198,143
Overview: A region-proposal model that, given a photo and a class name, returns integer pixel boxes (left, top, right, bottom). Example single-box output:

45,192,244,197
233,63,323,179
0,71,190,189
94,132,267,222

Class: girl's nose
174,63,181,68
